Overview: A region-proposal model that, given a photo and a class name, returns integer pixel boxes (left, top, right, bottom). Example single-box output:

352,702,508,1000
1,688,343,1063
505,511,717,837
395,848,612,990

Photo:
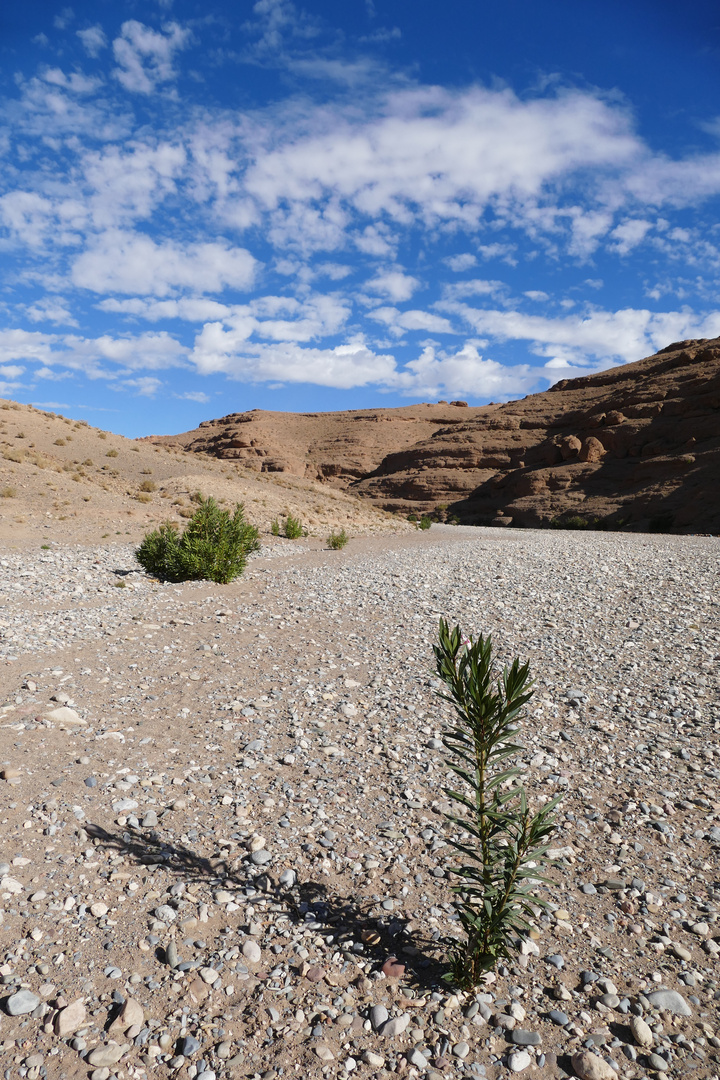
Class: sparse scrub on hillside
135,495,260,584
271,518,280,536
136,492,152,503
139,480,157,492
433,619,559,987
0,486,17,498
327,528,349,549
105,449,118,458
283,513,305,539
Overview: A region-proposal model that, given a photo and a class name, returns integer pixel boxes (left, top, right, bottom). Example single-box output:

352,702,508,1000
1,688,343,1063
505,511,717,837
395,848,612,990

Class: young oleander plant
135,495,260,584
433,618,560,987
327,528,349,549
283,513,305,539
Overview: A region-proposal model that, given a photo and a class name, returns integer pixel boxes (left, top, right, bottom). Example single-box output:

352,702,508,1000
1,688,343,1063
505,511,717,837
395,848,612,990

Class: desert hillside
0,401,405,546
159,339,720,533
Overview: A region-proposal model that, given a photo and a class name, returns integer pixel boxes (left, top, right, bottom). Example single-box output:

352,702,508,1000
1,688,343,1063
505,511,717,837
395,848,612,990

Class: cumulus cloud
191,329,398,389
444,253,477,271
364,270,420,302
610,218,653,255
112,21,190,94
446,303,720,368
77,25,108,57
394,344,536,398
368,306,455,337
72,232,257,296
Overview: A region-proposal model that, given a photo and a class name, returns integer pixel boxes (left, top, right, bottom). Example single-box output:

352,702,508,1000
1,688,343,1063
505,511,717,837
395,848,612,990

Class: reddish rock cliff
156,338,720,533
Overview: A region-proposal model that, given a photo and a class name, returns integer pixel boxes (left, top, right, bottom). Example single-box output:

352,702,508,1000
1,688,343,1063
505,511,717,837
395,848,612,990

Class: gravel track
0,526,719,1080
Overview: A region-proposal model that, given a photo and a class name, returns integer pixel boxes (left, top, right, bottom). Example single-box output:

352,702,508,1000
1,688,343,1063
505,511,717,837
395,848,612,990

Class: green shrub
284,513,304,539
433,619,560,987
135,496,260,583
271,518,280,536
327,528,349,549
419,515,432,530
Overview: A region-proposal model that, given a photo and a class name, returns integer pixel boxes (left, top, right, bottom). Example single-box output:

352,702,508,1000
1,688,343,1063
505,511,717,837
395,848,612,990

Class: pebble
362,1051,385,1068
508,1051,532,1073
5,990,40,1015
646,989,692,1016
242,939,262,964
628,1016,653,1048
571,1050,618,1080
647,1053,670,1072
55,998,86,1036
87,1043,129,1067
370,1004,389,1031
511,1030,541,1046
381,1014,410,1037
179,1035,201,1056
548,1010,569,1026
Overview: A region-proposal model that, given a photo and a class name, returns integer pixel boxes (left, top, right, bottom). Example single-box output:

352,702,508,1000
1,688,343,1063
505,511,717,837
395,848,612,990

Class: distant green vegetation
327,528,349,549
135,495,259,583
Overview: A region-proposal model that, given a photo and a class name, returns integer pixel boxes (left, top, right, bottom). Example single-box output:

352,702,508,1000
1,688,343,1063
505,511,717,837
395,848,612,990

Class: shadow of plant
85,822,448,990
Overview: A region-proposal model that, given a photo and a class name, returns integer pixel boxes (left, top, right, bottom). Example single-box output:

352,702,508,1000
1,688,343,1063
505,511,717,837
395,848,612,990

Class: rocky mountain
158,338,720,533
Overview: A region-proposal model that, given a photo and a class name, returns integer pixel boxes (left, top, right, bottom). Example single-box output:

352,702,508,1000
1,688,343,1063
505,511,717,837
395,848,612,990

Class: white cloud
178,390,211,403
25,298,79,326
112,21,190,94
41,68,102,94
243,86,642,233
122,376,163,396
0,328,187,382
0,329,56,365
444,253,477,271
97,297,233,322
72,232,257,296
191,329,398,389
610,218,652,255
368,306,455,337
365,270,420,302
394,343,536,399
446,302,720,368
54,8,74,30
0,364,25,379
442,279,506,301
524,290,549,301
77,25,108,57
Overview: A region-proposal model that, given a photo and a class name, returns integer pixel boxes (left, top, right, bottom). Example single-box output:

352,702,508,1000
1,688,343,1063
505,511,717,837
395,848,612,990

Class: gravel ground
0,525,719,1080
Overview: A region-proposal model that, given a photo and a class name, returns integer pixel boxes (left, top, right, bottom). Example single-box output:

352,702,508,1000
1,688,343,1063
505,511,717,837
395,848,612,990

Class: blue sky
1,0,720,436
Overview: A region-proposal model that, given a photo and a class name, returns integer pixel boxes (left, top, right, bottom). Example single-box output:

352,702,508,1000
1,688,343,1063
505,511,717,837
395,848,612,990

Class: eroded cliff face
353,338,720,532
156,338,720,532
148,403,488,485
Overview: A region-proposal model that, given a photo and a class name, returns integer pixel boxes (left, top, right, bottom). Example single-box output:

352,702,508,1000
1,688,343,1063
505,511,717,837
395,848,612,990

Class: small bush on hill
419,515,432,530
271,518,280,536
284,513,304,539
327,528,349,549
135,496,260,583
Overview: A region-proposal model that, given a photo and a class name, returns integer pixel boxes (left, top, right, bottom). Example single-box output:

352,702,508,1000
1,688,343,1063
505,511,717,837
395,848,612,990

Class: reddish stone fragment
381,957,405,978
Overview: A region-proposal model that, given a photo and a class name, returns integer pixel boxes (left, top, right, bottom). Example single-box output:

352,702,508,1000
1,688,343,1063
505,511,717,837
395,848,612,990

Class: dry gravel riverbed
0,525,719,1080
